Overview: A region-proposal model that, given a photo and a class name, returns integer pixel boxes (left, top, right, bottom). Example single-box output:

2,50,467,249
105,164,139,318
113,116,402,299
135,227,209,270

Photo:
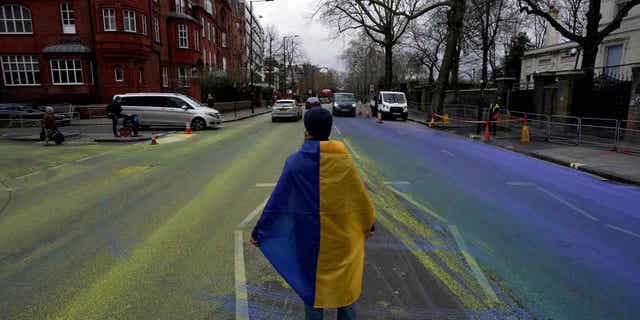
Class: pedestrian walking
106,96,123,137
42,107,57,146
207,93,215,109
251,107,375,320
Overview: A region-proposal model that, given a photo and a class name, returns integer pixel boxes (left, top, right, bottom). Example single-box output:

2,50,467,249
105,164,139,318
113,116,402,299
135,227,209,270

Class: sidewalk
407,109,640,185
221,106,271,122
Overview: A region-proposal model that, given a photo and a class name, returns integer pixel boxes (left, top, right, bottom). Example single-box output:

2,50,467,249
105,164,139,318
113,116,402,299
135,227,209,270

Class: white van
370,91,408,121
115,93,222,130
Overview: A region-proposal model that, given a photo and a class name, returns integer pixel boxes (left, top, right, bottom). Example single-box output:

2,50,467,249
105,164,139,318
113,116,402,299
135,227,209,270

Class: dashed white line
15,171,40,179
238,197,269,228
50,163,67,170
333,125,343,136
606,224,640,240
383,181,412,185
255,183,276,188
441,149,455,157
75,151,112,163
534,186,599,221
506,181,533,186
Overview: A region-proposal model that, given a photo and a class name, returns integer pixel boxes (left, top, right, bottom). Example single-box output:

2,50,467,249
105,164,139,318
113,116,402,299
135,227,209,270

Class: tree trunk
432,0,466,114
384,43,393,89
451,43,460,102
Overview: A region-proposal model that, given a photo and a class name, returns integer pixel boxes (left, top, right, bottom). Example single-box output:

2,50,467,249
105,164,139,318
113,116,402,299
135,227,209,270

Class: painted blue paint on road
335,116,640,320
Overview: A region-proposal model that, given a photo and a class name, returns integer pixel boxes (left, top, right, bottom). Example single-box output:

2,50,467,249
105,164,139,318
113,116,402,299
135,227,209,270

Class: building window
60,3,76,34
123,10,136,33
114,66,124,82
208,51,213,70
103,8,116,31
175,0,185,14
1,56,40,86
212,26,215,44
194,30,199,50
203,48,207,66
207,22,211,41
153,16,160,42
138,69,144,85
141,15,147,35
201,17,205,36
90,61,95,85
178,66,190,87
0,5,33,34
605,44,623,78
222,32,227,48
205,0,213,14
50,59,83,85
178,24,188,48
162,66,168,87
222,57,227,72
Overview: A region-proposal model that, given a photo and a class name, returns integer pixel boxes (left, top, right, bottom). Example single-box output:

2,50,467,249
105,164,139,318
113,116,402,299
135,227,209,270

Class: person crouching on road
42,107,57,146
251,107,376,320
106,97,123,137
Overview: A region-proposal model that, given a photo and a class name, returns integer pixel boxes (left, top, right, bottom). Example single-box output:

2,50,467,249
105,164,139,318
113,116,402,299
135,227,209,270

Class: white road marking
15,171,40,179
441,149,455,157
507,181,599,221
238,197,269,229
534,186,599,221
234,230,250,320
50,163,67,170
383,181,412,185
255,183,276,188
75,151,112,163
448,225,499,303
388,187,449,224
333,125,343,136
606,224,640,240
75,156,95,163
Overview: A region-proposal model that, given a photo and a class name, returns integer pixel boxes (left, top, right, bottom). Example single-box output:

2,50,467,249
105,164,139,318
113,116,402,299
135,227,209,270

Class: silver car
116,93,222,130
272,99,302,122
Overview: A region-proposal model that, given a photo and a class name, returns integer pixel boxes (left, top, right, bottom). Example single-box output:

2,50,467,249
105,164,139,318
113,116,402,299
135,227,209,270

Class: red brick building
0,0,246,104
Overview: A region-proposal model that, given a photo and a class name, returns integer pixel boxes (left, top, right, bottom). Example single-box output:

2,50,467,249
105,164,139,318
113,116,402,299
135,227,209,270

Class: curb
222,110,271,123
7,132,81,141
408,116,640,186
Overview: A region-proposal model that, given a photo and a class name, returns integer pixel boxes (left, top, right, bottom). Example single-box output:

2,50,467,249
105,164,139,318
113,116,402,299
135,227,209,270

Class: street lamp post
248,0,273,113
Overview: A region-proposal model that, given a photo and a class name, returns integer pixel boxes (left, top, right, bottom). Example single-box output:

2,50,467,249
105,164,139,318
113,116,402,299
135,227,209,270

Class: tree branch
598,0,640,40
519,0,584,43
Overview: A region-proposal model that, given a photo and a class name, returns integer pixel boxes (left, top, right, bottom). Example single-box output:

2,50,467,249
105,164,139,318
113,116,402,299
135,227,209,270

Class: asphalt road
2,108,638,320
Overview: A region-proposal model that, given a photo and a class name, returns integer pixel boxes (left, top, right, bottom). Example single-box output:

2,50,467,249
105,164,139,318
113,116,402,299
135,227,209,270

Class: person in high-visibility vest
490,97,502,136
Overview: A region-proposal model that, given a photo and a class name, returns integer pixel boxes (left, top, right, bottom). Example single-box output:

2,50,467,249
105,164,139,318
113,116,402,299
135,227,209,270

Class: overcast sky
252,0,350,71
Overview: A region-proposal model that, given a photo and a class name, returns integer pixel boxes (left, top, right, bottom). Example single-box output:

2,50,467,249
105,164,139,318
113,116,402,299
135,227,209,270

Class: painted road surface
332,114,640,320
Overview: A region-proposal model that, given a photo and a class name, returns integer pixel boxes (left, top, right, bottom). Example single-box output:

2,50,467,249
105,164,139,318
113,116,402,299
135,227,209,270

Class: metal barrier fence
580,117,619,149
443,104,478,122
508,111,551,140
549,115,581,145
617,120,640,154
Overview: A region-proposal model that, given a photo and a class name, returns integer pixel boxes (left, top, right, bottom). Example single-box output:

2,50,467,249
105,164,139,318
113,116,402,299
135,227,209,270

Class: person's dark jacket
106,101,123,117
208,96,216,109
42,113,58,130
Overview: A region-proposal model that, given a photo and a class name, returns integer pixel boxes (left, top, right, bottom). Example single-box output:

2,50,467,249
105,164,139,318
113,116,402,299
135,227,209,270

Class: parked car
115,93,222,130
371,91,408,121
332,92,357,117
272,99,302,122
0,103,71,125
305,97,322,109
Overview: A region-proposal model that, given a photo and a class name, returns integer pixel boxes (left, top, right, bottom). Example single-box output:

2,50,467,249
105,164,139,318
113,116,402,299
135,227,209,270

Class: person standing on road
251,108,375,320
42,107,57,146
207,93,216,109
106,97,123,137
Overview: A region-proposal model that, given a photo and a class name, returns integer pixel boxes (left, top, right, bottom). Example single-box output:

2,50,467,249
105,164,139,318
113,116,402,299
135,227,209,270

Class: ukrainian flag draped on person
251,139,375,308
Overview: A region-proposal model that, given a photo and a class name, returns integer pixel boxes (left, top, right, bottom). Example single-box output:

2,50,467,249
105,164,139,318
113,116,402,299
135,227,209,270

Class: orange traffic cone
185,118,192,134
150,134,158,145
429,113,435,128
376,112,383,124
483,121,491,142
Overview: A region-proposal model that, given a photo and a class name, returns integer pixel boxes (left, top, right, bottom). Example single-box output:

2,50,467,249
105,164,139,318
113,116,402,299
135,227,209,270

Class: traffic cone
483,121,491,142
443,113,450,127
185,118,192,134
520,118,530,144
376,111,383,124
429,113,435,128
150,134,158,145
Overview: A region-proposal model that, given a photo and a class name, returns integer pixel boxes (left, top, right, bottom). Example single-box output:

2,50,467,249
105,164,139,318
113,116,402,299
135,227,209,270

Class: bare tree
404,9,448,82
264,25,281,88
316,0,448,89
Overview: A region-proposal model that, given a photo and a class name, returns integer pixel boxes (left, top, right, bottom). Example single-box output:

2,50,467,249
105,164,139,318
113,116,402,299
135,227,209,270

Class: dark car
331,92,357,117
305,97,321,109
0,103,71,126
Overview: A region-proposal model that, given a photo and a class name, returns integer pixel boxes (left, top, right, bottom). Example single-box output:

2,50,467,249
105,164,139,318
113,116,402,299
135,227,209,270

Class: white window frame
208,51,212,70
0,5,33,34
212,25,215,44
207,22,211,41
103,8,116,31
162,66,168,88
203,48,207,66
1,55,40,86
178,66,190,87
138,69,144,85
205,0,213,14
50,59,83,86
153,16,160,42
175,0,185,14
201,17,205,37
60,2,76,34
222,32,227,48
222,57,227,71
141,15,147,35
114,66,124,82
123,10,137,33
178,24,188,48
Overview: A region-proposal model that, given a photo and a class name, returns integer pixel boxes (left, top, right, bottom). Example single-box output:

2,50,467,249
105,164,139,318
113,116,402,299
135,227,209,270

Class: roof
523,41,579,57
42,42,91,54
167,12,199,23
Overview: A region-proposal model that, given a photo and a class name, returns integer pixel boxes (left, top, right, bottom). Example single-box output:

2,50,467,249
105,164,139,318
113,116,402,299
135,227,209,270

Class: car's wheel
191,118,206,131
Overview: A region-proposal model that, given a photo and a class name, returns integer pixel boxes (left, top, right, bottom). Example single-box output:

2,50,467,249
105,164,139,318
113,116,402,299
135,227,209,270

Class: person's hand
250,236,260,247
